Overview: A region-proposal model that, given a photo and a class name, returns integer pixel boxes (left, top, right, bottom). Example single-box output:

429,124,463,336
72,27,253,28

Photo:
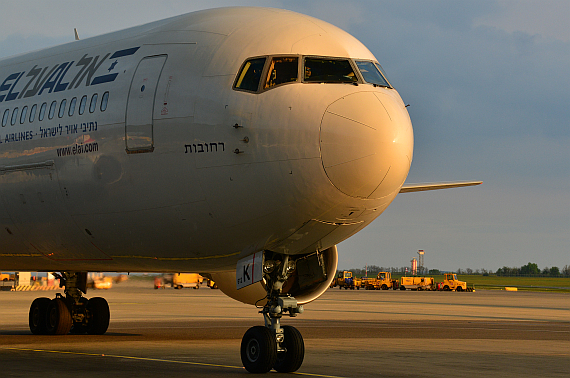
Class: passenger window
101,92,109,112
48,101,57,120
265,57,298,89
29,104,37,122
2,109,9,127
234,57,266,92
69,97,77,116
89,94,98,113
20,106,28,124
58,99,67,118
304,58,358,83
11,108,19,125
79,95,87,115
39,102,47,121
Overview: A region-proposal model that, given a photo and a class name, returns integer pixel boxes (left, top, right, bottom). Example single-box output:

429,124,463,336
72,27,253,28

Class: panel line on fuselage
111,251,241,261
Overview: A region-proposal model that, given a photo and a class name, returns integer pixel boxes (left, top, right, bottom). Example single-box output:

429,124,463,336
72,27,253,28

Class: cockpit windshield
234,57,266,92
265,56,299,89
304,58,358,83
355,60,391,88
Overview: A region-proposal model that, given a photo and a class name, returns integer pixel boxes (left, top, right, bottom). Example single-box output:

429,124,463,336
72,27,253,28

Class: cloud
474,0,570,42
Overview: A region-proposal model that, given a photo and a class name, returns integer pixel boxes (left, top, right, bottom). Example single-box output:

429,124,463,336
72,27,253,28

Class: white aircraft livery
0,7,481,373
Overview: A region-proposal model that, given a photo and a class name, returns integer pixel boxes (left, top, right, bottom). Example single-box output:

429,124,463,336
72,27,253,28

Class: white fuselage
0,7,413,274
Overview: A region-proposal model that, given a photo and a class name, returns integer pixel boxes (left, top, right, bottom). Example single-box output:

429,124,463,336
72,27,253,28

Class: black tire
456,287,463,292
400,286,406,290
241,326,277,373
381,284,388,290
444,285,450,291
45,298,72,335
29,297,51,335
274,325,304,373
86,297,110,335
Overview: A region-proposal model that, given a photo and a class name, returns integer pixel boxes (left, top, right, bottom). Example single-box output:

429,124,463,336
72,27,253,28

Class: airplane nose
320,91,413,199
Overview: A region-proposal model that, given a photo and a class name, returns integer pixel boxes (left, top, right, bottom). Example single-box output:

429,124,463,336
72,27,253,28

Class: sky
0,0,568,272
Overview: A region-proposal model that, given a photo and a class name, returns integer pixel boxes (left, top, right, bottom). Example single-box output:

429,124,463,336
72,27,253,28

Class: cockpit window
264,57,298,89
355,60,391,88
234,57,266,92
304,58,358,83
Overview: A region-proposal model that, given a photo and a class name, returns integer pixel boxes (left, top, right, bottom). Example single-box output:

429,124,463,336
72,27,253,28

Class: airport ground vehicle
154,276,165,289
438,273,468,291
399,276,435,291
206,279,218,289
164,273,203,289
362,272,398,290
0,272,15,291
332,271,362,290
1,272,15,281
86,273,128,290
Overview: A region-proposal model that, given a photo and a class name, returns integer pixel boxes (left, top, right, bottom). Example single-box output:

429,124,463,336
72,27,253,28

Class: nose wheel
241,326,277,373
241,324,304,373
274,325,304,373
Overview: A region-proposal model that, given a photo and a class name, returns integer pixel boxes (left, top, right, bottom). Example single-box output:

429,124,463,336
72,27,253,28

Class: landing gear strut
28,272,110,335
241,254,305,373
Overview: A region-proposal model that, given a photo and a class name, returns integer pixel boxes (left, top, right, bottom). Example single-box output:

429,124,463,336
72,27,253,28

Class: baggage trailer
163,273,203,289
399,276,435,291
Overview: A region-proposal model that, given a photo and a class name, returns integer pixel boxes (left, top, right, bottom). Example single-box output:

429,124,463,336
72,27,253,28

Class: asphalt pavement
1,280,568,377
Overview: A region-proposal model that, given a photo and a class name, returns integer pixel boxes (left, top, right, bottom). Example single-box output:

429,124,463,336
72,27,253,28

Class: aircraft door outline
125,55,167,154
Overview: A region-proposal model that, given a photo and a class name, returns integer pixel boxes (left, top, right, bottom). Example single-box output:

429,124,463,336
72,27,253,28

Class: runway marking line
1,347,346,378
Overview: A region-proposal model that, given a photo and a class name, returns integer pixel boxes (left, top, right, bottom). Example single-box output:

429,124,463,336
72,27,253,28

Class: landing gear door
125,55,167,154
236,252,264,290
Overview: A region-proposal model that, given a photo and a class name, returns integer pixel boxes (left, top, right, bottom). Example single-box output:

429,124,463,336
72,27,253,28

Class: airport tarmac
1,280,569,377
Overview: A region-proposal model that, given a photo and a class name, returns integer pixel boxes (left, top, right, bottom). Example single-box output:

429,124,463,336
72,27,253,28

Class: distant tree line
343,262,570,277
495,262,570,277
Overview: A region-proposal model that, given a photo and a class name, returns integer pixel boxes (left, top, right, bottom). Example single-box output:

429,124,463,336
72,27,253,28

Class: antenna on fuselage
74,28,80,41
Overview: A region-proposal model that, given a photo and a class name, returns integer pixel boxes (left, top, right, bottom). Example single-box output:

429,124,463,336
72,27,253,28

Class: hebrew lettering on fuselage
184,142,225,153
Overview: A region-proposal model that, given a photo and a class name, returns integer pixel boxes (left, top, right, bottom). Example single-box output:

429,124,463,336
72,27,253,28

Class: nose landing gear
240,255,305,373
28,272,110,335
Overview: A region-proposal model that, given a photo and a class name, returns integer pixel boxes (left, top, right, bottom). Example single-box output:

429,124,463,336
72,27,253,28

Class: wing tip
399,181,482,193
